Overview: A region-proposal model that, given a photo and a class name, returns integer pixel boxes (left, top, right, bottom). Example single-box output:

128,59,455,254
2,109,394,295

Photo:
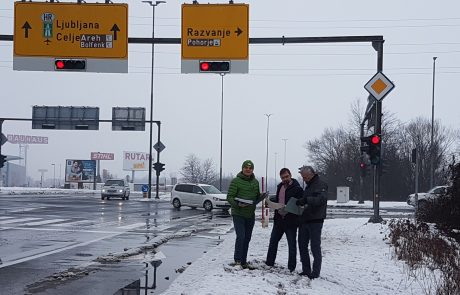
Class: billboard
91,152,115,160
65,159,96,183
7,134,48,144
123,151,150,171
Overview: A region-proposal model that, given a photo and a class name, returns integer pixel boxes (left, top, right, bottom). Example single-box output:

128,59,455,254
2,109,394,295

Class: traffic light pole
155,122,161,199
368,41,384,224
359,122,365,204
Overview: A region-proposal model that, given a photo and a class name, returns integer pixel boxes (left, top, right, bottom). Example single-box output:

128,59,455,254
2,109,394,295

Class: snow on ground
163,218,424,295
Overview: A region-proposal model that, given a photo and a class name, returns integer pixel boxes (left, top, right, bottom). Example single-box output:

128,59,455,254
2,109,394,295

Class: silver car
101,179,130,200
407,185,449,207
171,183,230,211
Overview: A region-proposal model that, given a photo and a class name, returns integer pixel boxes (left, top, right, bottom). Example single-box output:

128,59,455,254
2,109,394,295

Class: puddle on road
114,234,223,294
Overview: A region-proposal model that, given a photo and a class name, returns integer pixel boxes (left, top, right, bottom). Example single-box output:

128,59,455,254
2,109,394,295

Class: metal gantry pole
219,73,225,191
155,122,161,199
430,57,438,189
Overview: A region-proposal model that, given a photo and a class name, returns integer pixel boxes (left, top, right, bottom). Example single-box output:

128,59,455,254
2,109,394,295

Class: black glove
296,198,306,206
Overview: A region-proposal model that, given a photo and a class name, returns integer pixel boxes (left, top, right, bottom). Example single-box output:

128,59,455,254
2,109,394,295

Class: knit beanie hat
242,160,254,169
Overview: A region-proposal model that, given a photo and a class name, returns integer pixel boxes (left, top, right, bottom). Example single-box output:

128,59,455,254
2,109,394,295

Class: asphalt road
0,193,233,294
0,193,413,294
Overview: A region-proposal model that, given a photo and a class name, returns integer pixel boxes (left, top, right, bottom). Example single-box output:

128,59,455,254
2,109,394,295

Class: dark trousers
298,222,323,276
232,215,255,264
266,221,297,271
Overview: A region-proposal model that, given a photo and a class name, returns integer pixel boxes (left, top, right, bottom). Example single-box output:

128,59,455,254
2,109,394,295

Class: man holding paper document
265,168,303,272
297,165,328,279
227,160,267,268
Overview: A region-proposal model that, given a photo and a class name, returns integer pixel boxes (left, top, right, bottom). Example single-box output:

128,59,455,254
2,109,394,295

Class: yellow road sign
14,2,128,58
364,72,395,101
181,4,249,60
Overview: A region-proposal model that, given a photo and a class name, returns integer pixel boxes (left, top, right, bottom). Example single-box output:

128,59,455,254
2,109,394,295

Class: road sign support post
368,41,384,224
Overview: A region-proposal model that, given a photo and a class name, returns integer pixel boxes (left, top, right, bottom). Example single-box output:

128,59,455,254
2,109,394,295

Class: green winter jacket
227,172,261,218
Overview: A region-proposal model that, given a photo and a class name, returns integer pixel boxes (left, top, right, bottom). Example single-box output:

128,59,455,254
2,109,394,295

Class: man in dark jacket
296,165,328,279
265,168,303,272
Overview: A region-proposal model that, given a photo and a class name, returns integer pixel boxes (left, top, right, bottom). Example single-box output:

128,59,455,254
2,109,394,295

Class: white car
101,179,130,200
171,183,230,212
407,185,449,207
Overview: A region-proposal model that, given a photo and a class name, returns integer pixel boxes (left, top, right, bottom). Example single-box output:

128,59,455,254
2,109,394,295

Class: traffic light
359,154,371,177
0,154,6,169
199,61,230,73
368,134,381,165
153,162,165,175
54,59,86,71
360,134,381,165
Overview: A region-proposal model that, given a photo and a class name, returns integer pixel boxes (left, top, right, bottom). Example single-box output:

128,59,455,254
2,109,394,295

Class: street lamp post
282,138,288,167
51,163,55,188
142,0,166,199
264,113,273,192
430,56,437,189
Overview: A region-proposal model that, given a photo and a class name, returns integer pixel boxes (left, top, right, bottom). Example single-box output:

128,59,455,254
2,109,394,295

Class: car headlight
213,197,220,201
119,189,123,193
102,189,106,193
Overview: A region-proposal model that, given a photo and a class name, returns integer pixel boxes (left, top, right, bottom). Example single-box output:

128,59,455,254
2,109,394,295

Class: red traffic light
54,59,86,71
359,162,365,168
370,134,381,145
200,62,210,71
199,61,230,73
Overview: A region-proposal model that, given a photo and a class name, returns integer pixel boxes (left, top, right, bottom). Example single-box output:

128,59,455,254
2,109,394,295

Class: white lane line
0,217,41,225
0,216,14,220
22,219,68,226
117,222,146,230
49,220,92,227
8,207,45,213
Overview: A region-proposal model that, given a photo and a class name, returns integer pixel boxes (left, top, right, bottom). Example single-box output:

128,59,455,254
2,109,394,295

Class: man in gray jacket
296,165,328,279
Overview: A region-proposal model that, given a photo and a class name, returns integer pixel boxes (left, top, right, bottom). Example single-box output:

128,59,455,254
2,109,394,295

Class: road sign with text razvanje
364,72,395,101
181,4,249,60
14,2,128,58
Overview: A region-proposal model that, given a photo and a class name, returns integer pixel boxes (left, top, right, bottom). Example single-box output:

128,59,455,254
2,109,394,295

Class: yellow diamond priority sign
364,72,395,101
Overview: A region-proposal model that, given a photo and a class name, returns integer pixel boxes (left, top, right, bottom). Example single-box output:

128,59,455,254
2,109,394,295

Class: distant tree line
304,99,460,201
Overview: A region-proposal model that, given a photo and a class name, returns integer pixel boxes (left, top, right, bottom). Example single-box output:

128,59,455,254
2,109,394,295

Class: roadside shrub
388,219,460,295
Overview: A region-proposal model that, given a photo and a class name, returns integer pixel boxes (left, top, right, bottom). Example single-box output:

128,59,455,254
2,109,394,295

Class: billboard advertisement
65,159,96,183
91,152,115,160
7,134,48,144
123,151,150,171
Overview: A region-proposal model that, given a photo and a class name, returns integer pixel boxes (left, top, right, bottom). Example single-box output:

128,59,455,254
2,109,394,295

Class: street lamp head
142,1,165,6
433,56,438,61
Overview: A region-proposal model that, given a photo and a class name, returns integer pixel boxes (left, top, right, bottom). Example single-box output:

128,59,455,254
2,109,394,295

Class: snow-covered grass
163,218,425,295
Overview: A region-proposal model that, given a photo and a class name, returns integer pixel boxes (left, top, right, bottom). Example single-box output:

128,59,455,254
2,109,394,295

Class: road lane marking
0,216,14,220
22,219,68,226
0,217,41,225
117,222,146,230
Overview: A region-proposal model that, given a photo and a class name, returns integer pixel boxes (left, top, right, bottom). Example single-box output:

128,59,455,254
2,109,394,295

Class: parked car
171,183,230,211
101,179,130,200
407,185,449,207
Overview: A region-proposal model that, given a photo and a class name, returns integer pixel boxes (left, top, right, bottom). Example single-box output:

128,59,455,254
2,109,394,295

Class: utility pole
282,138,288,167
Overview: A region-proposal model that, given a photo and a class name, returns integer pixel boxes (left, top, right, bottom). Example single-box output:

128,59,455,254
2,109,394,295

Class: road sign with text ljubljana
14,2,128,58
364,72,395,101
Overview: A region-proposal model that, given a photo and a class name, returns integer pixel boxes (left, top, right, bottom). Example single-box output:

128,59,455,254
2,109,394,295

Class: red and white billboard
123,151,151,171
91,152,115,160
7,134,48,144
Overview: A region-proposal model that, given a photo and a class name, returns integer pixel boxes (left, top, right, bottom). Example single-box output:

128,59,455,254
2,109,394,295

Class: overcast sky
1,0,459,184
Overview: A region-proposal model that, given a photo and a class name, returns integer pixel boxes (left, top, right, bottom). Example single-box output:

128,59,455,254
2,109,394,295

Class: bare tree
201,158,218,184
180,154,218,184
180,154,202,183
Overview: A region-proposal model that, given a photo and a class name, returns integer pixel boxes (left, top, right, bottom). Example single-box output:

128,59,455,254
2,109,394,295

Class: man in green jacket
227,160,264,268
